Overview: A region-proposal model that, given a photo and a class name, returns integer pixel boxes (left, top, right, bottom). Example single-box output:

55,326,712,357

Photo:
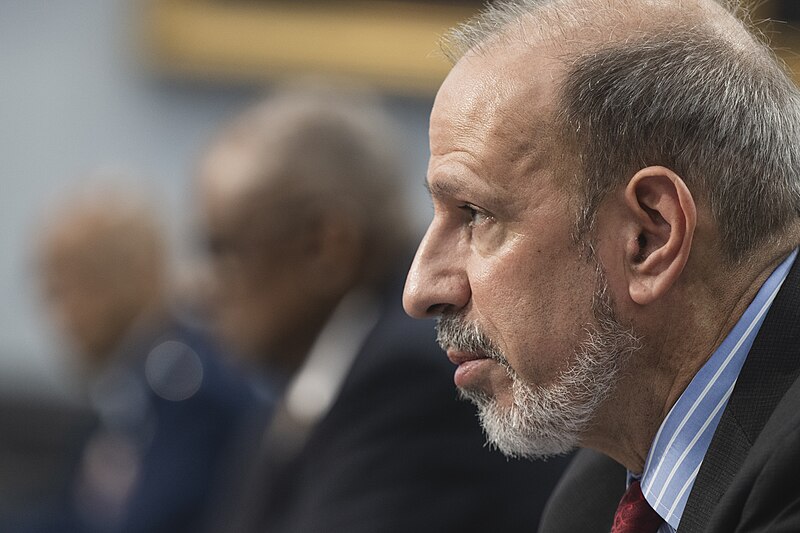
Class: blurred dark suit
0,395,94,527
222,273,570,533
17,317,259,533
538,449,623,533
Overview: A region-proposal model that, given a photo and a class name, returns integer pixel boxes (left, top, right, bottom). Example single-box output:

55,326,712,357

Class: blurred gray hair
442,0,800,262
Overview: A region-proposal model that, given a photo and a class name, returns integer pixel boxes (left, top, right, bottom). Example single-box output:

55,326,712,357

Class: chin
458,386,579,460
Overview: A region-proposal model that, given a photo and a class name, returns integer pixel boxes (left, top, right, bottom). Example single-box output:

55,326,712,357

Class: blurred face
199,145,318,367
41,240,138,364
403,47,640,458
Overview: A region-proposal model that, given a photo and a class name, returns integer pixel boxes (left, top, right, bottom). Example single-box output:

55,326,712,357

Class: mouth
446,349,494,388
446,349,488,365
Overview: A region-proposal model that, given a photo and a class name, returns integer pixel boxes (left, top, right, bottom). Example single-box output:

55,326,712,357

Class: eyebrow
428,176,508,205
424,178,467,200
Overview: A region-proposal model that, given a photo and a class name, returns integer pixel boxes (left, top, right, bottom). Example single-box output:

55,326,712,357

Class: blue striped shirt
634,249,798,532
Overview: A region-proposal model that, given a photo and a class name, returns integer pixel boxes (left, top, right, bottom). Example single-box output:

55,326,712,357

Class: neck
265,295,344,376
584,248,794,472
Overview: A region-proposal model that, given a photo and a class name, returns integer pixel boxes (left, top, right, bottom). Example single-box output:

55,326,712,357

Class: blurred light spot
145,341,203,401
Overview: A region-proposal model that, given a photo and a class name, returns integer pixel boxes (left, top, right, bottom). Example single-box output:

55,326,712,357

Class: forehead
41,228,109,287
199,142,279,228
201,141,265,202
428,43,566,197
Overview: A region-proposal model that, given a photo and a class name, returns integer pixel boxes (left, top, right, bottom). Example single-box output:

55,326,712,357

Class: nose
403,223,470,319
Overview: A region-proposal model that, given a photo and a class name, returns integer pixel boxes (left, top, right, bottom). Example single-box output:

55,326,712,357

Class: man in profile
35,185,256,533
403,0,800,531
196,86,568,533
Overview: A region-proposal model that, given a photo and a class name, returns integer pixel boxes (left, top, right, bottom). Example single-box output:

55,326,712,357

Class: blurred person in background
196,86,570,533
23,185,258,533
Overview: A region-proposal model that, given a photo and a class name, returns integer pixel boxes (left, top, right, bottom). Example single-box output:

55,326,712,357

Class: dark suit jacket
238,279,571,533
540,254,800,533
114,319,260,533
17,317,259,533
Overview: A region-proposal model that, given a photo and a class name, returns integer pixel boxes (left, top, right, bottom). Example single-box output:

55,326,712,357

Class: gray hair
442,0,800,262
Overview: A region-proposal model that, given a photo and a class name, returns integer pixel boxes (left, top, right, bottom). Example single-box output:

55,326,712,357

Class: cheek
216,298,273,357
63,298,124,353
67,297,107,334
484,362,517,407
470,248,596,387
224,294,270,329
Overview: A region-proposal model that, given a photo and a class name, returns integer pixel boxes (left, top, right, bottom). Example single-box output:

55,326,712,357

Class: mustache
435,314,508,367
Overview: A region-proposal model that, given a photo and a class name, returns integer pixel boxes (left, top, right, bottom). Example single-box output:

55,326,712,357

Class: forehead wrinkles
440,0,753,199
433,44,564,178
493,61,563,183
430,63,512,158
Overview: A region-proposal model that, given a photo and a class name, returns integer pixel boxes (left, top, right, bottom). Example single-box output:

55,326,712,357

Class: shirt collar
636,249,798,530
283,289,381,426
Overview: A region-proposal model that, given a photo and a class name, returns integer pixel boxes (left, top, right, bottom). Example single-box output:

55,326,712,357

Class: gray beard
436,266,641,460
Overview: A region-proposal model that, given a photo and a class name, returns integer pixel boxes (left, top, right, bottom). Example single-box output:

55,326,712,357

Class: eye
460,204,493,228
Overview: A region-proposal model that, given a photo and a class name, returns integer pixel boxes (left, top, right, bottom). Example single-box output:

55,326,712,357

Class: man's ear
623,166,696,305
305,210,364,294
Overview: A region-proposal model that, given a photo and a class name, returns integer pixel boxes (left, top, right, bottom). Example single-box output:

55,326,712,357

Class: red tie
611,479,663,533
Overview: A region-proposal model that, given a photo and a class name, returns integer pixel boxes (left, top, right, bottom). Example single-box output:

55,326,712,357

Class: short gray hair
443,0,800,262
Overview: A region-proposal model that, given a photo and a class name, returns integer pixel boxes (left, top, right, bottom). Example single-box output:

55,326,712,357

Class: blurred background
1,0,488,526
1,0,799,526
0,0,481,400
5,0,800,405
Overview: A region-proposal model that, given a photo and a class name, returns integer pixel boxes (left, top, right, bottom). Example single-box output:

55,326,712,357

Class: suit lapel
680,254,800,532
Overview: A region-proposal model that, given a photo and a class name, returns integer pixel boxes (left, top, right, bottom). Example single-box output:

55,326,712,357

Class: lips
446,349,487,366
446,349,493,388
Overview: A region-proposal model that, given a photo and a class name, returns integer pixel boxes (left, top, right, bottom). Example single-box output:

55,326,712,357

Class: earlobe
624,166,697,305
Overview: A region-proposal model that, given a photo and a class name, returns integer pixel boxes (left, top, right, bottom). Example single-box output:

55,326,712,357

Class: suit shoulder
730,375,800,531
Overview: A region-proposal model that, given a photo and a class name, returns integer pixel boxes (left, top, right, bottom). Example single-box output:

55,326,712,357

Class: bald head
443,0,753,61
440,0,800,263
39,187,166,364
